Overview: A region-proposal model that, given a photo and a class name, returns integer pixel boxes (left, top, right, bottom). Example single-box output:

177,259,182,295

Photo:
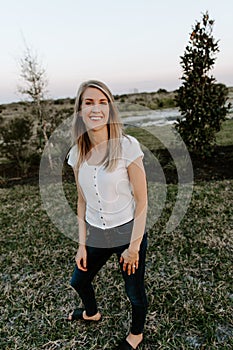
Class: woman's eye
83,101,108,106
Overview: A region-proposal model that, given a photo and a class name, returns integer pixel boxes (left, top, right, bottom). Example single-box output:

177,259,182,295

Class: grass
1,178,233,349
216,120,233,146
1,119,233,349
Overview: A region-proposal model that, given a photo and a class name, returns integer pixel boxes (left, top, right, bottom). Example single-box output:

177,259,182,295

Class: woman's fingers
76,256,87,271
126,263,137,275
75,246,88,271
120,249,139,275
128,264,133,275
122,261,137,275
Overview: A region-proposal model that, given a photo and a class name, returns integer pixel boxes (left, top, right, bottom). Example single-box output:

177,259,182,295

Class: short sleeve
67,145,78,168
122,135,144,167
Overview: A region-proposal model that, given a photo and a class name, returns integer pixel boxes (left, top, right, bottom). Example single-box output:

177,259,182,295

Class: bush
0,115,36,175
157,88,168,94
54,98,64,105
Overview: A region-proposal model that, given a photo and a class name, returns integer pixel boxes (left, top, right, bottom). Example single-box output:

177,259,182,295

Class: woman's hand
75,245,87,271
120,248,139,275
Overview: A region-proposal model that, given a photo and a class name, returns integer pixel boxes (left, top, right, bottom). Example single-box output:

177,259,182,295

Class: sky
0,0,233,103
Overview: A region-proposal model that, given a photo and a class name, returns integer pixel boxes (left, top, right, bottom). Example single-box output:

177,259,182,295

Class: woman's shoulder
67,144,78,167
121,134,144,165
121,134,139,146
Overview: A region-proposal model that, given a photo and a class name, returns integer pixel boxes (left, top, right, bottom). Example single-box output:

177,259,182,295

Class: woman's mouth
90,116,103,120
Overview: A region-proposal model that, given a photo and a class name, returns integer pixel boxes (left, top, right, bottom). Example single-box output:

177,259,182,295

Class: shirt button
96,193,98,195
100,216,103,219
94,184,96,187
100,208,102,211
103,223,105,226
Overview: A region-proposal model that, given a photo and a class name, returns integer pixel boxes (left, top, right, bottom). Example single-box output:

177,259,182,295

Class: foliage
175,11,231,157
157,88,168,94
157,97,175,109
0,115,35,174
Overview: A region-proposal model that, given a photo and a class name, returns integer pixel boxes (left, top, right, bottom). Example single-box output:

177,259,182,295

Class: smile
90,116,103,120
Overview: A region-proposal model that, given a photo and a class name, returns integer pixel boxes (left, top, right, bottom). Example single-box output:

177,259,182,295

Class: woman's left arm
120,156,148,274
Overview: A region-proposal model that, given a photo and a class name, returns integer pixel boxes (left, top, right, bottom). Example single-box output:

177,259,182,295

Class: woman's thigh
116,233,148,303
71,246,112,287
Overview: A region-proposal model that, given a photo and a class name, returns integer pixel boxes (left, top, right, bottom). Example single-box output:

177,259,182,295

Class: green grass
216,120,233,146
1,178,232,349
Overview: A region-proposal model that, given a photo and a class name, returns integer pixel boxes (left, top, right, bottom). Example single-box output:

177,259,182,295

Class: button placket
93,167,105,227
94,168,98,195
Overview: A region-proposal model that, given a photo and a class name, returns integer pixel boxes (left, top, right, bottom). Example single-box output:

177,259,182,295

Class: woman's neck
86,127,109,164
88,126,108,147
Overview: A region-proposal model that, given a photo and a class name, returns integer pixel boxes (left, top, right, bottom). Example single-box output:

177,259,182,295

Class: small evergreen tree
175,11,231,156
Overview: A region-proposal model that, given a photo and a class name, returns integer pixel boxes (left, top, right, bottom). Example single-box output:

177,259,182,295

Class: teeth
90,117,102,120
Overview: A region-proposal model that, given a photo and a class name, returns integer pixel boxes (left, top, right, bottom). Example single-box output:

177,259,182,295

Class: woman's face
80,87,110,131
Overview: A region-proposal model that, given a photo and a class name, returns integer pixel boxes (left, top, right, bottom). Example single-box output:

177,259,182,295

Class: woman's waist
85,219,134,248
86,218,134,231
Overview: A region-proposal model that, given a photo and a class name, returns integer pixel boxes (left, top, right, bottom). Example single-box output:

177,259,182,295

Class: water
121,108,181,127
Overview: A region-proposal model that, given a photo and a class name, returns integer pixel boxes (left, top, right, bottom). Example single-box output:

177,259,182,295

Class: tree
175,11,231,156
18,45,53,168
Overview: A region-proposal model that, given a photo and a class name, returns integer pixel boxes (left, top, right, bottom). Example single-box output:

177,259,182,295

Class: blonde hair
72,80,123,171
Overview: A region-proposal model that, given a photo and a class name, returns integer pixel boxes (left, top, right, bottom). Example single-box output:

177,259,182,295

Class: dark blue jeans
70,223,148,335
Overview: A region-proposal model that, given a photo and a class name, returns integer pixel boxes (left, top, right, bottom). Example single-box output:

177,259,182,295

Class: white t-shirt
67,135,144,229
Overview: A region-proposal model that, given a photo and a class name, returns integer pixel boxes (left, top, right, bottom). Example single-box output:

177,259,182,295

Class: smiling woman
72,80,124,171
66,80,148,349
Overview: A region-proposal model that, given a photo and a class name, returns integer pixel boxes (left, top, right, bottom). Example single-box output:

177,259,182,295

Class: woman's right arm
74,169,88,271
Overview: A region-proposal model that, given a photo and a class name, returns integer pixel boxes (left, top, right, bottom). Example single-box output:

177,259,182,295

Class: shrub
0,115,36,175
157,88,168,94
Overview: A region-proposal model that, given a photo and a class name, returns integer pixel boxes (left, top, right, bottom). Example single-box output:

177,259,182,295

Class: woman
67,80,148,350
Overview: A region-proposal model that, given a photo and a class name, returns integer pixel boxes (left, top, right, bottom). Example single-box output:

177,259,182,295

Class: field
1,93,233,349
1,182,232,349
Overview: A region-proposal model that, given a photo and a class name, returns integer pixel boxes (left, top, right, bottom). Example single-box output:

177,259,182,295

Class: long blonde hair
72,80,123,171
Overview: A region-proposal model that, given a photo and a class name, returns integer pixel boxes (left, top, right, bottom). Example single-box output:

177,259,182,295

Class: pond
121,108,181,127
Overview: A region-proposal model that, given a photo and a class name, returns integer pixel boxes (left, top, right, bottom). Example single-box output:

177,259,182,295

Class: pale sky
1,0,233,103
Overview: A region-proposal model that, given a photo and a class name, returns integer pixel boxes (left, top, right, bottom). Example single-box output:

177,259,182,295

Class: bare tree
18,45,53,168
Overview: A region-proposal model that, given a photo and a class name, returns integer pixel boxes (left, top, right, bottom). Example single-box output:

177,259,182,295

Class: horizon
2,84,233,107
0,86,177,106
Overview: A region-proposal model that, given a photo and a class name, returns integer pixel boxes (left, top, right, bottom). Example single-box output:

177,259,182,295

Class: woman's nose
92,104,101,112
